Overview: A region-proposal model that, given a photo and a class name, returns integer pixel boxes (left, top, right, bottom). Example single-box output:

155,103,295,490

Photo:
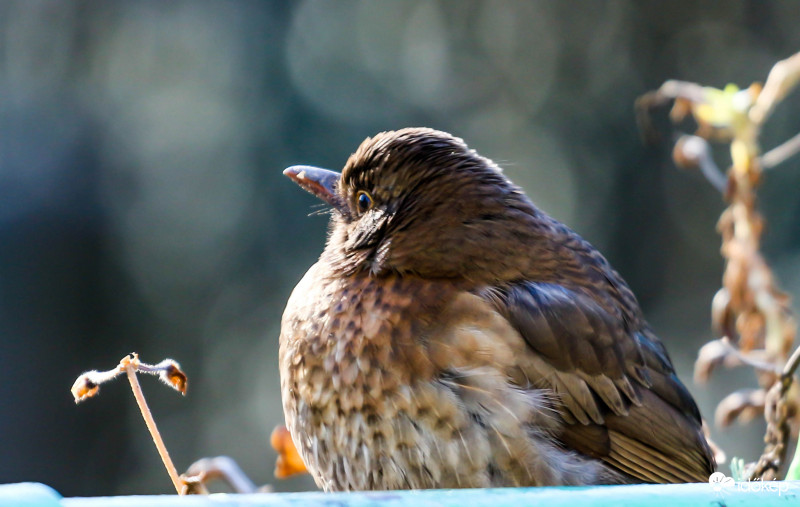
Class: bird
279,127,715,492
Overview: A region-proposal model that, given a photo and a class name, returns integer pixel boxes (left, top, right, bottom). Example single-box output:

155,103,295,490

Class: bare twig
745,344,800,481
695,338,779,385
761,131,800,170
720,338,782,375
783,342,800,379
123,356,183,494
750,52,800,125
179,425,308,493
72,354,189,494
184,456,261,494
71,353,187,403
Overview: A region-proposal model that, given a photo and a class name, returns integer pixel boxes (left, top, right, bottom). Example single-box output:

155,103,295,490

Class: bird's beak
283,165,342,208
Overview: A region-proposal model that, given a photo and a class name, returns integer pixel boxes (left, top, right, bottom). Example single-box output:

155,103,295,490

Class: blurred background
2,0,800,496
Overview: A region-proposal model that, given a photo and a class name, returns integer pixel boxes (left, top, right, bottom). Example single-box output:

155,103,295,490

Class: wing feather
482,281,714,483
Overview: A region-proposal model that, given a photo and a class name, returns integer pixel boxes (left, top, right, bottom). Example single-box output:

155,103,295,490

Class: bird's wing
481,281,715,483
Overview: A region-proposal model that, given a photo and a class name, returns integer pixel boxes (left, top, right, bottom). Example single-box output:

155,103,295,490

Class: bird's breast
278,263,464,489
280,263,452,395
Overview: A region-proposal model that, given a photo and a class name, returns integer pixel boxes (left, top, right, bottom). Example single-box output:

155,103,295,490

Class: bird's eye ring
356,190,373,213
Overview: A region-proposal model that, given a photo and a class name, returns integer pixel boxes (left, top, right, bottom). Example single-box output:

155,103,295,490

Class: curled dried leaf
711,288,733,339
183,456,260,494
271,425,307,478
696,339,779,386
695,339,731,384
715,388,766,427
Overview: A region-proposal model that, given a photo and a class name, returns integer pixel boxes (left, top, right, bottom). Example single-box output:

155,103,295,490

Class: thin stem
750,51,800,126
676,135,727,192
720,337,782,375
185,457,258,494
761,131,800,170
125,360,183,494
782,343,800,378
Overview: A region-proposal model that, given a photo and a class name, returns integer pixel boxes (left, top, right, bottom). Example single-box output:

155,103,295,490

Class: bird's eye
356,190,373,213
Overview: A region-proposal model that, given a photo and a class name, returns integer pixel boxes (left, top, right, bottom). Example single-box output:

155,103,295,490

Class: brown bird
279,127,715,491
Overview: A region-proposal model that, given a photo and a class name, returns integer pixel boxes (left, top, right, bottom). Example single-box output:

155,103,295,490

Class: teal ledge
1,481,799,507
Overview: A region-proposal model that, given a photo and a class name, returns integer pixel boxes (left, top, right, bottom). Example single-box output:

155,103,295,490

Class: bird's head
285,128,548,282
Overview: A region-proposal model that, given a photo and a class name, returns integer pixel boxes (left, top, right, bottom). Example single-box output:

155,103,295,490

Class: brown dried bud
695,340,730,384
71,374,100,403
715,388,766,427
672,135,702,169
159,361,188,395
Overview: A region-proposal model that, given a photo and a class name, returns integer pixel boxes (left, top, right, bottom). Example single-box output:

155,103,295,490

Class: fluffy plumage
279,127,715,491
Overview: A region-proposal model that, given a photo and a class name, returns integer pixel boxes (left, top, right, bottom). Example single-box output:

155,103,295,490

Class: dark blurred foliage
2,0,800,496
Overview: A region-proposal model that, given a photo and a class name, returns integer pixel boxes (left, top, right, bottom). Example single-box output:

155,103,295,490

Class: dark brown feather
482,281,714,483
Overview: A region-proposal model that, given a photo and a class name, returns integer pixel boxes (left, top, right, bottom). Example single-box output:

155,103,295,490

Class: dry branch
638,50,800,480
72,354,190,494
